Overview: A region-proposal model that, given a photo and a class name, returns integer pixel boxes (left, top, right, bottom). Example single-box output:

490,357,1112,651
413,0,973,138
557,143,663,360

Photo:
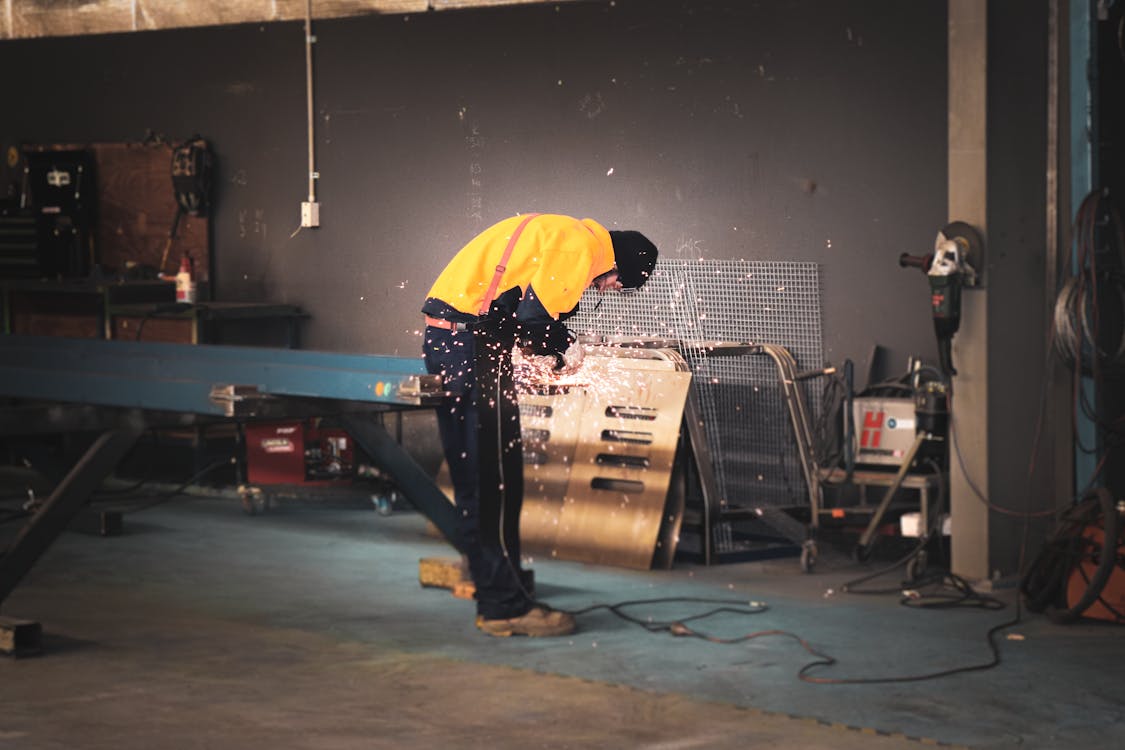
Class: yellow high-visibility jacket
424,214,614,321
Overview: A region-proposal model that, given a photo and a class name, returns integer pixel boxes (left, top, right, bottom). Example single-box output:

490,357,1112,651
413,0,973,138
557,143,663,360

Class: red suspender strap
477,213,540,316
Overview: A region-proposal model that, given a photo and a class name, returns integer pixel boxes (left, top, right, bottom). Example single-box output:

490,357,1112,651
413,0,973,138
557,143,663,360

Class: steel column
339,413,464,554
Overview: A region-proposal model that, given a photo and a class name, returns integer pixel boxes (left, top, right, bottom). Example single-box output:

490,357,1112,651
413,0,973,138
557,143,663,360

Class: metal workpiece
436,345,694,570
520,347,692,570
0,334,442,416
518,387,588,553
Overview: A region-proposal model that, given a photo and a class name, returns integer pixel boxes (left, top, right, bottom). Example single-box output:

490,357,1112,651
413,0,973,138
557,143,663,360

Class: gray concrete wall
0,0,948,379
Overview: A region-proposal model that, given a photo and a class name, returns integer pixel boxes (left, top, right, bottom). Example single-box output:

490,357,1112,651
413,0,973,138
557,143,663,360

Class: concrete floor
1,487,1121,750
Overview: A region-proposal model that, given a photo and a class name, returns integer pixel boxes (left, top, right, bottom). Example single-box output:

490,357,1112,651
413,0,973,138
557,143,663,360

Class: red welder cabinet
239,419,400,515
245,420,355,486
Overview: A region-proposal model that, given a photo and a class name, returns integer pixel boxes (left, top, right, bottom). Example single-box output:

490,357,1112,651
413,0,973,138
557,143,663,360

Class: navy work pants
423,321,531,620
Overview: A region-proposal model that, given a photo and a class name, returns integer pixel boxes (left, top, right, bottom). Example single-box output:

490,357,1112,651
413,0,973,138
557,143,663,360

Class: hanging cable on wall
1053,189,1125,373
1052,188,1125,480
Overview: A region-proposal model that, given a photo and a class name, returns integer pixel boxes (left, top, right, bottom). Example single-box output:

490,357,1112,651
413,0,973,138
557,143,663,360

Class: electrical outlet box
301,201,320,228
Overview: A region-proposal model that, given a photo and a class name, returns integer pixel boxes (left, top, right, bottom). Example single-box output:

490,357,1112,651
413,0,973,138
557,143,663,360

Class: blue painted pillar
1070,0,1098,492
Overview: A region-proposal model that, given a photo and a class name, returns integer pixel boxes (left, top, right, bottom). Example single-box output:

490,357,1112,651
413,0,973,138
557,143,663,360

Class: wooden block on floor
419,557,469,590
452,581,476,600
0,616,42,657
418,558,533,601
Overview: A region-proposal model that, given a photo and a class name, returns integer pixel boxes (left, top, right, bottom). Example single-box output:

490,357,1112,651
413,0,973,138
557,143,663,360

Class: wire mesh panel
568,259,824,512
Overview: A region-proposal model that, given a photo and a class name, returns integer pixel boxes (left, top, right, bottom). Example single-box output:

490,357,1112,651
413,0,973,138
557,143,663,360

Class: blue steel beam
0,335,465,580
0,335,439,416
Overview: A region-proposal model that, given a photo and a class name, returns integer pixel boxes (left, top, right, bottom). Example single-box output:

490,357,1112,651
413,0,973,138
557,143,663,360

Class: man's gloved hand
555,342,585,375
513,343,585,381
513,348,561,380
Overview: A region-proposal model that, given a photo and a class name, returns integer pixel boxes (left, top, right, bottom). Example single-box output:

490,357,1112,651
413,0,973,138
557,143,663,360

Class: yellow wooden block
418,557,469,590
452,581,477,600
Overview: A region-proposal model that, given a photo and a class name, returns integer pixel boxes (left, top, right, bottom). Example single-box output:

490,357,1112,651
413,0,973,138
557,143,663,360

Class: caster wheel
373,494,393,516
800,541,818,573
906,551,928,581
240,487,267,516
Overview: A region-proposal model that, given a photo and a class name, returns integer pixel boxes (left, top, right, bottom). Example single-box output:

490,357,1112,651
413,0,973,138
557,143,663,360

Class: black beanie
609,230,658,289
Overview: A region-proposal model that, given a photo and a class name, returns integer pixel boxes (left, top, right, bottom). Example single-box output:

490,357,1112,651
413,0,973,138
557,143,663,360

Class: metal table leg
854,431,928,560
0,425,144,609
339,413,465,555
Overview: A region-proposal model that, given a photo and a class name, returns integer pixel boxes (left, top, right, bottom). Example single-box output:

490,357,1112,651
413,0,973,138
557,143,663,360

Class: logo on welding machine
860,411,885,449
261,438,295,454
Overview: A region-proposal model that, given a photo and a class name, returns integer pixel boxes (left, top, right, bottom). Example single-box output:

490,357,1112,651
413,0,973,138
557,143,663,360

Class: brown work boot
475,606,576,637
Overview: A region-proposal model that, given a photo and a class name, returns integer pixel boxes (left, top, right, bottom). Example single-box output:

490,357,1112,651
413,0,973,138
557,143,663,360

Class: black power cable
565,596,769,634
91,457,234,514
560,588,1013,686
797,616,1013,685
1020,487,1122,623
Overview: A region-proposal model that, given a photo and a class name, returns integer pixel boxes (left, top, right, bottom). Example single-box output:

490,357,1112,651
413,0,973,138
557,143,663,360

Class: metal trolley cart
671,340,945,575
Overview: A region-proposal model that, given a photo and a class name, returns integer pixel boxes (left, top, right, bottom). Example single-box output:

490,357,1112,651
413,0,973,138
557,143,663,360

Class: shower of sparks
512,348,645,405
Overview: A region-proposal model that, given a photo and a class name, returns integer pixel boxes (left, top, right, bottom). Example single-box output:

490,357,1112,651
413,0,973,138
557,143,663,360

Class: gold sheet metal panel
437,347,691,570
518,388,587,556
521,348,691,570
549,351,690,569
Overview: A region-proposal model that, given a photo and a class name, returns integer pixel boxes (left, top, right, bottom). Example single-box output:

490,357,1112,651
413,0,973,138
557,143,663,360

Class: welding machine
849,378,949,565
853,396,917,467
244,419,355,485
852,379,948,470
240,418,404,516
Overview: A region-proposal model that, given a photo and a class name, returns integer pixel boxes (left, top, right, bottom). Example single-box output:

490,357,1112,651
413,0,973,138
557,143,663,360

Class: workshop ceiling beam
1,0,574,40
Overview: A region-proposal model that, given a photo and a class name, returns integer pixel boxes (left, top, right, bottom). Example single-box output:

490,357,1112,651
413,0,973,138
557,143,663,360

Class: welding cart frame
670,341,825,570
653,340,939,573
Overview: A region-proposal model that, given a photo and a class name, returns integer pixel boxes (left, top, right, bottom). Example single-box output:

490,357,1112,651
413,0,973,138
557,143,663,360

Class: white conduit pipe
305,0,317,204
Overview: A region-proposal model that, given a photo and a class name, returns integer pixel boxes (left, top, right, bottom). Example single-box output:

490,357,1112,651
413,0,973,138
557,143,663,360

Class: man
421,213,658,637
